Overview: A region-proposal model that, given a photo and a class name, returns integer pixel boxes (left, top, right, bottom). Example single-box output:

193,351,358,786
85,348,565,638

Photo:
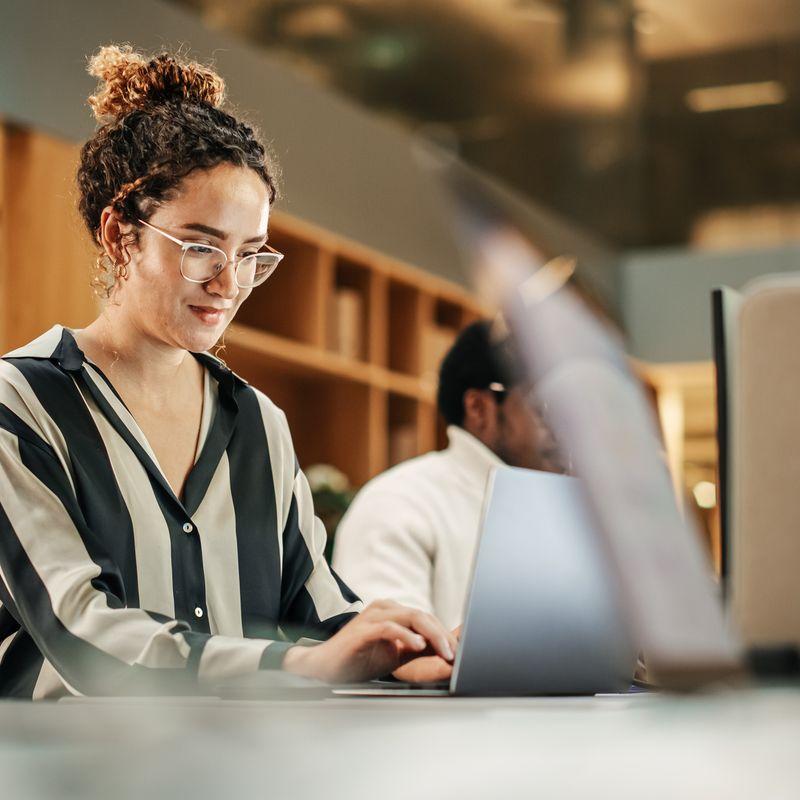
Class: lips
189,305,229,325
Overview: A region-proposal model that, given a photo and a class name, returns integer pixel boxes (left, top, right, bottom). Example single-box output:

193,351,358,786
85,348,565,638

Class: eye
239,251,259,259
186,244,216,256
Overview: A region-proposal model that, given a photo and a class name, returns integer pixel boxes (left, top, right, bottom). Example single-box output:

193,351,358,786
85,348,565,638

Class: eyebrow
179,222,268,244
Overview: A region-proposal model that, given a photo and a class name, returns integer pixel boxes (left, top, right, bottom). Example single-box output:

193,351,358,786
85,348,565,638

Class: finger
393,655,453,684
373,621,427,654
386,609,456,662
412,612,458,661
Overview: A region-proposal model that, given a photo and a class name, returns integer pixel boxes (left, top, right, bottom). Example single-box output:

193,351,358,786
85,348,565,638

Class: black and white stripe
0,325,362,699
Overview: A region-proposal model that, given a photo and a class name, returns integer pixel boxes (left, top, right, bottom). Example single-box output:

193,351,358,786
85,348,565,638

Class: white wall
621,245,800,362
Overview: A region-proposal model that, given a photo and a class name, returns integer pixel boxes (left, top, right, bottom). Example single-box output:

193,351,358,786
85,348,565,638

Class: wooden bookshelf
0,122,487,490
222,209,486,487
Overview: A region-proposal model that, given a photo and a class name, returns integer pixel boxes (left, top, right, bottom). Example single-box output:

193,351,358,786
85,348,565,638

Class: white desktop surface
1,688,798,799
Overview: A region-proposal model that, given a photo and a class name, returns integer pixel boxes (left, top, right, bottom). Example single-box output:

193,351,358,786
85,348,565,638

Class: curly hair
77,44,280,297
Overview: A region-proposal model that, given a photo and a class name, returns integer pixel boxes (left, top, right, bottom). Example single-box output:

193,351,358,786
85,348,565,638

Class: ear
462,388,493,433
98,207,134,265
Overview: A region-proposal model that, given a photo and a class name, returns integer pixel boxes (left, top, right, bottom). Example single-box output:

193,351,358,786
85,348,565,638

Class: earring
95,252,110,277
115,261,129,281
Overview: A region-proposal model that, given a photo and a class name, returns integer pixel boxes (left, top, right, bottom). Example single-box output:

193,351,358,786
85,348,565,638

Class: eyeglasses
488,381,508,401
136,218,284,289
488,382,549,415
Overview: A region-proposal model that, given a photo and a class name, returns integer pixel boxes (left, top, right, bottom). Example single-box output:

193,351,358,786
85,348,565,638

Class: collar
445,425,504,487
6,324,247,402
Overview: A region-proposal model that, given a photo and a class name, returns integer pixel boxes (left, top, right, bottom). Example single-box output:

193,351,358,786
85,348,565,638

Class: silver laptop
335,466,635,697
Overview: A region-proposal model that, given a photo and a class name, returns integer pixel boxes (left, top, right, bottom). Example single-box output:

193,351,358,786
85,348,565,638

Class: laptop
335,466,636,697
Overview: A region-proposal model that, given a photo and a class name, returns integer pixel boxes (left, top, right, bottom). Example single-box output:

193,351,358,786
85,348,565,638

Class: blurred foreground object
435,156,743,690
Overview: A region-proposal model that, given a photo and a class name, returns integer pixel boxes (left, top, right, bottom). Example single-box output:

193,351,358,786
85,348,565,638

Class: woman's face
116,163,271,353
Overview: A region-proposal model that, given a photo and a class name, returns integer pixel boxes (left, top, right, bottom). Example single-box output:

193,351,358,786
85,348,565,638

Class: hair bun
87,44,226,123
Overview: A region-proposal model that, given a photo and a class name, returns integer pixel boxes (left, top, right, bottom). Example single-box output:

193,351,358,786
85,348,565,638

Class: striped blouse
0,325,362,699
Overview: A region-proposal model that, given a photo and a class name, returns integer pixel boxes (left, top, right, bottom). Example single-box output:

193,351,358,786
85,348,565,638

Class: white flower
305,463,350,494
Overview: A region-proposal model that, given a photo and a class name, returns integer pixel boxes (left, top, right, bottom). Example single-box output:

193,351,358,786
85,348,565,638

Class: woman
0,45,456,698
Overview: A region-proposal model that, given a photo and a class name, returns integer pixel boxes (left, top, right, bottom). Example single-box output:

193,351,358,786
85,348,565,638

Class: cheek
231,288,252,314
127,261,187,319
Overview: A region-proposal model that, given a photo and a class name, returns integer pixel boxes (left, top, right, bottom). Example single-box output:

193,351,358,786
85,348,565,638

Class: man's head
437,321,562,472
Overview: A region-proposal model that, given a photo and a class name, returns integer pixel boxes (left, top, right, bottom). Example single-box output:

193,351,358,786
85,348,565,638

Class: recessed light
686,81,787,113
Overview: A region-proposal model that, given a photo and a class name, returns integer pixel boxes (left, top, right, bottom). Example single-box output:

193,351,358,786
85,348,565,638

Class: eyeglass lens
181,245,280,287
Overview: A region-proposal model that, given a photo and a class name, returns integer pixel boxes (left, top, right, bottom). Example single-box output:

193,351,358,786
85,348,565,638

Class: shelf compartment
225,323,436,403
327,256,373,363
388,281,422,377
388,394,419,467
234,227,332,346
414,296,472,391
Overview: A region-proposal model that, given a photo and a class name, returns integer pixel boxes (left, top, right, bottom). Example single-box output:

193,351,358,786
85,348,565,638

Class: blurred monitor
712,277,800,651
711,286,742,588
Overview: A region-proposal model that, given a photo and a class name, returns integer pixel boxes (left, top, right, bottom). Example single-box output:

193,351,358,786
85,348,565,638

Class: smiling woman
0,44,456,699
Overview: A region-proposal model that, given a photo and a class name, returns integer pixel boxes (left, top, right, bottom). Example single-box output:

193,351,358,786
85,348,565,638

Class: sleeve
277,457,364,639
0,416,292,697
332,480,437,616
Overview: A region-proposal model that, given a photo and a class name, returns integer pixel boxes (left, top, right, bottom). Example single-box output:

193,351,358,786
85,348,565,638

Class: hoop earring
95,252,111,277
115,261,129,281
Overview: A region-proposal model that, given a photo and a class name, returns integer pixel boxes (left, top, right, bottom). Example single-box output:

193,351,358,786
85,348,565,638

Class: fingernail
415,635,426,650
445,644,454,661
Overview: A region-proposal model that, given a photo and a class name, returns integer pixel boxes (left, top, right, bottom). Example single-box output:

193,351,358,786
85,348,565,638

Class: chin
174,321,227,353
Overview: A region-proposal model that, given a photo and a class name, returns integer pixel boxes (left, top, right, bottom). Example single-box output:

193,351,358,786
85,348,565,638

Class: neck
459,423,499,459
78,306,196,399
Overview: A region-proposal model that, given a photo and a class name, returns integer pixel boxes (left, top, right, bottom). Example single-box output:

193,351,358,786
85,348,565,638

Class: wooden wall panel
1,125,99,352
0,123,8,348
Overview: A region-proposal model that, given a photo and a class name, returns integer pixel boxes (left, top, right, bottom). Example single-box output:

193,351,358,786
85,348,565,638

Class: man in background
332,320,563,630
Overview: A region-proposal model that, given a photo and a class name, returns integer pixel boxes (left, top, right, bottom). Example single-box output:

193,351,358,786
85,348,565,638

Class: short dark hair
436,320,520,427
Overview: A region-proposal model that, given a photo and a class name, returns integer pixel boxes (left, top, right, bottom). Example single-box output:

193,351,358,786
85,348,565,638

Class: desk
1,688,798,799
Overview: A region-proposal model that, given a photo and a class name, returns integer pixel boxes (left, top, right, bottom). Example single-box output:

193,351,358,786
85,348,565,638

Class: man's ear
463,388,492,433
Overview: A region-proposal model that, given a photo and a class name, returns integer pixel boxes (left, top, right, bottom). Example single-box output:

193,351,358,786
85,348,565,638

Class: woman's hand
391,654,453,684
392,625,462,684
282,600,457,684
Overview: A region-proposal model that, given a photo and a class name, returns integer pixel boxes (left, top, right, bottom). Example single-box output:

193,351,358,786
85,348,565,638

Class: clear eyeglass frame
136,218,284,289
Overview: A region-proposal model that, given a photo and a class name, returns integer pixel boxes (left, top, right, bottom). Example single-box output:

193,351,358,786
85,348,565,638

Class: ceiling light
686,81,787,113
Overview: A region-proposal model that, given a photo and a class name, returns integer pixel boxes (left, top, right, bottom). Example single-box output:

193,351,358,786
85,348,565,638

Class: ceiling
168,0,800,249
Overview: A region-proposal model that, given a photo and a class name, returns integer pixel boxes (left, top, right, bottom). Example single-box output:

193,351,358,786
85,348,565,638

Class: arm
242,440,456,684
332,483,436,615
266,414,455,683
0,420,289,697
279,475,456,683
277,456,364,639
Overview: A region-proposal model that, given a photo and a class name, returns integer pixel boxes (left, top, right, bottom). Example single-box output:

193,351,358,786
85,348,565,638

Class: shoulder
350,449,449,504
0,326,74,402
239,381,291,436
0,326,76,453
217,370,297,474
199,349,290,435
3,326,67,361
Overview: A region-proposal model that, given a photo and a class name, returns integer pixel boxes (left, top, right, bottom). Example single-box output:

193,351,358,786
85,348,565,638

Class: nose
205,260,239,301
